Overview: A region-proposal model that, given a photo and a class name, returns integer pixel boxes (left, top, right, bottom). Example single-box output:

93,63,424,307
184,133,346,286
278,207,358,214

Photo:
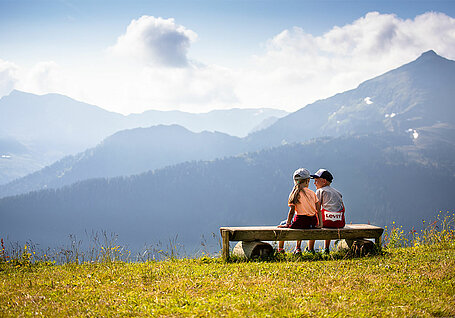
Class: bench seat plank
221,224,383,241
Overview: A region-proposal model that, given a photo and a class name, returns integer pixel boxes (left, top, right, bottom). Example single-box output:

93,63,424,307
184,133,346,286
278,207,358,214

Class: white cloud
112,63,238,113
236,11,455,110
0,59,19,97
4,11,455,115
35,61,238,114
89,15,236,113
137,64,238,109
14,61,69,96
108,16,198,68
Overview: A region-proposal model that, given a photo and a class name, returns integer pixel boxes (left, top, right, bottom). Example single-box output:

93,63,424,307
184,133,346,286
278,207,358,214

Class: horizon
1,89,292,115
1,0,455,115
1,48,444,116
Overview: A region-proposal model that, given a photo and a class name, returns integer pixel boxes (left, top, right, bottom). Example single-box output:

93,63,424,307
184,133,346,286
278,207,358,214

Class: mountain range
3,50,454,198
1,131,453,254
1,50,454,254
0,125,249,198
0,91,287,184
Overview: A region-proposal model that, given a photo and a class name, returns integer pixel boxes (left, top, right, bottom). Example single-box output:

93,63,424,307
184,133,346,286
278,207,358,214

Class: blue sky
1,0,455,114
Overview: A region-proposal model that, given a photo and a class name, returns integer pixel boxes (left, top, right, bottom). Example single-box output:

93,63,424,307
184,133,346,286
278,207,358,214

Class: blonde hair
288,178,309,205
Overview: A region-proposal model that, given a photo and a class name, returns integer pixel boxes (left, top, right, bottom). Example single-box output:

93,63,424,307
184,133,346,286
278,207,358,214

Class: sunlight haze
1,0,455,114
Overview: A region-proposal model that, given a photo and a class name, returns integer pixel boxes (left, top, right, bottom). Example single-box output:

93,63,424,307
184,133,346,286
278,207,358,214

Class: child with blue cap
310,168,345,254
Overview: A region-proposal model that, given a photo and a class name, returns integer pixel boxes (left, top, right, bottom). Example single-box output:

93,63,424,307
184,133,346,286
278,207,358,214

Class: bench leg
375,235,382,250
221,230,230,261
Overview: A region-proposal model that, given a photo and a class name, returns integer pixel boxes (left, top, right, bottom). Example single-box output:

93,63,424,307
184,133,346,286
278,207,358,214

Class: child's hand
277,224,288,228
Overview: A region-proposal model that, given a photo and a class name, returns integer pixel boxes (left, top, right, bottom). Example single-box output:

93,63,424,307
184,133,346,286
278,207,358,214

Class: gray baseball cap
293,168,311,180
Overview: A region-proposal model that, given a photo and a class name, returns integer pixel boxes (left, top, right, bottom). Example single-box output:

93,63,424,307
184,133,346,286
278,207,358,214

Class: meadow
1,213,454,317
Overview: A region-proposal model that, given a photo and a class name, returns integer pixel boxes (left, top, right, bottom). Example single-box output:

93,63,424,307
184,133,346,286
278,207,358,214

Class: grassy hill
1,214,454,317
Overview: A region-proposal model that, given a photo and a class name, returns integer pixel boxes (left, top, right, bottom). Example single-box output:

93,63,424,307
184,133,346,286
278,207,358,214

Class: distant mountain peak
4,89,30,98
415,50,449,63
3,89,70,102
421,49,437,56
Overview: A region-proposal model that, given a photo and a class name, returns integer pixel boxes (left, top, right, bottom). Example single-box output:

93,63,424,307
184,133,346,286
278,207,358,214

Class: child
277,168,322,254
310,169,345,254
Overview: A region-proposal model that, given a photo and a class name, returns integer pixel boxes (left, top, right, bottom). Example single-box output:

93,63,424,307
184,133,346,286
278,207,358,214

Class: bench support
221,229,230,260
220,225,384,261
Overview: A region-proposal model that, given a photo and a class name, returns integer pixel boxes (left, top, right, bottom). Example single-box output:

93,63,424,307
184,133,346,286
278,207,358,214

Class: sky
1,0,455,115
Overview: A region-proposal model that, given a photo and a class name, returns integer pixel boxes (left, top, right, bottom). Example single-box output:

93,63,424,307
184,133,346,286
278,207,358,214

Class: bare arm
278,205,295,228
316,201,322,228
286,205,296,226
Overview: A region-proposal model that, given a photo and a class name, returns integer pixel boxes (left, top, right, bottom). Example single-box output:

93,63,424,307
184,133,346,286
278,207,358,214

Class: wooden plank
220,229,230,261
219,224,384,242
220,224,383,231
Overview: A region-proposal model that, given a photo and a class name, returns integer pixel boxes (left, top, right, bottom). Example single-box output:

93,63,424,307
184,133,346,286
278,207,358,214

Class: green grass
1,245,454,317
1,213,454,317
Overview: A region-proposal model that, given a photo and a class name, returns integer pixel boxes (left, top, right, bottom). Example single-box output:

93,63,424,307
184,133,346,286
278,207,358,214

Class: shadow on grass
226,246,385,263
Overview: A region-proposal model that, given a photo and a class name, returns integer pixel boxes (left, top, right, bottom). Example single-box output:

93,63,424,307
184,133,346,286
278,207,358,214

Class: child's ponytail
288,183,301,205
288,179,309,205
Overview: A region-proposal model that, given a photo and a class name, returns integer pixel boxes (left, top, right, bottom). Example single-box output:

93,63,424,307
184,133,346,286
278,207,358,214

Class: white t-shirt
316,185,344,212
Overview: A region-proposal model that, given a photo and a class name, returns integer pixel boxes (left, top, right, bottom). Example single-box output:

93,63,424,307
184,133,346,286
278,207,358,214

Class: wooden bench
219,224,384,260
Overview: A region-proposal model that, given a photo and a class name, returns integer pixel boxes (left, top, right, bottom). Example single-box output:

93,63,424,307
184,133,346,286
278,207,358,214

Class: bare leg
325,240,331,249
296,240,302,249
308,240,315,251
279,241,284,249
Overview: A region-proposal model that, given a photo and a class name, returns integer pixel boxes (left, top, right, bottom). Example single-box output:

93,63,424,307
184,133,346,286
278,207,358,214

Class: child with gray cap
310,168,345,254
277,168,322,254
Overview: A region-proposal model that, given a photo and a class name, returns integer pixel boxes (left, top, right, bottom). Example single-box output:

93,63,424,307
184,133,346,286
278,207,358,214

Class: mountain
247,50,455,148
0,136,43,183
1,131,453,254
0,90,287,184
127,108,288,137
0,125,248,198
0,91,127,185
0,90,126,157
250,116,282,133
